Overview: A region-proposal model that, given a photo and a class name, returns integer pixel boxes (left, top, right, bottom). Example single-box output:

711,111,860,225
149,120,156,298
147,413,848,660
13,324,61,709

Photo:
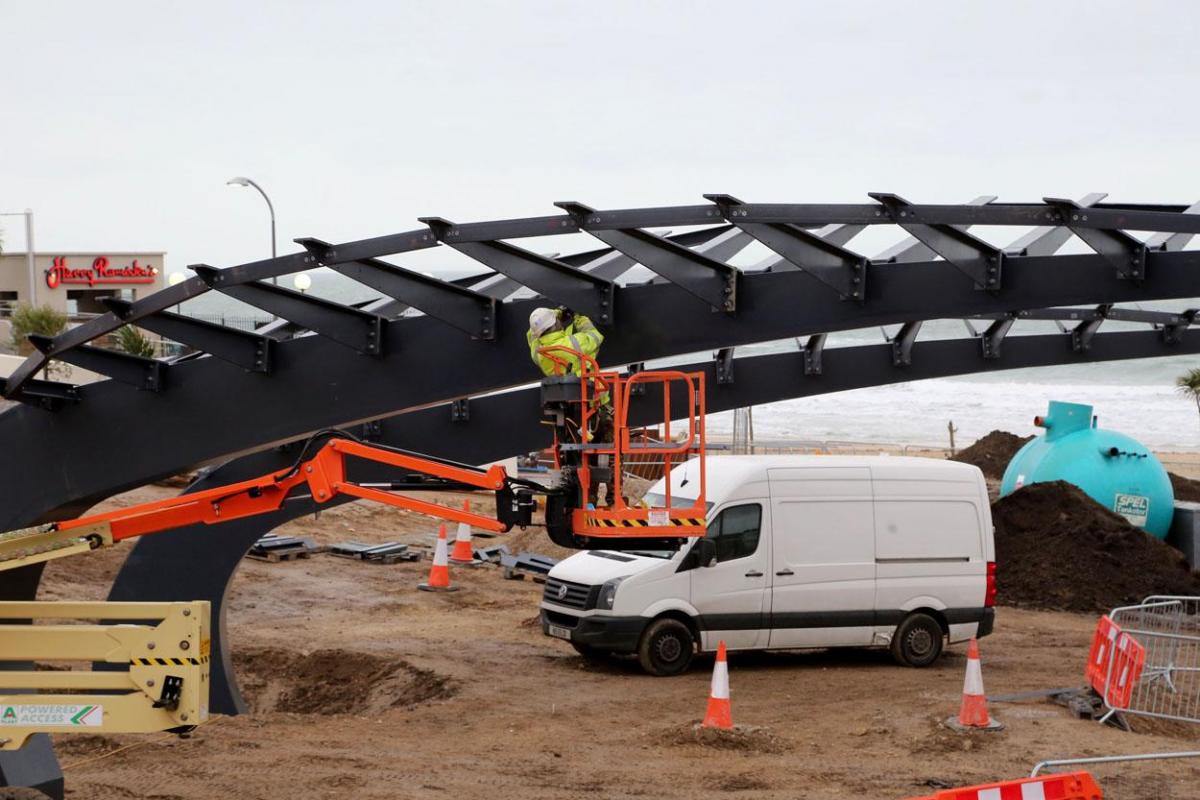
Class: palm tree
1176,368,1200,424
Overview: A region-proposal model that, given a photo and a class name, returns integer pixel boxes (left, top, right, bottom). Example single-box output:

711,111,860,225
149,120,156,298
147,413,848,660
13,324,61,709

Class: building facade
0,251,166,316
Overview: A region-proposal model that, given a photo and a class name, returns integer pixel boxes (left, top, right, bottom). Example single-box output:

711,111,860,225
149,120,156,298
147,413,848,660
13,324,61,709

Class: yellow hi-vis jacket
527,312,604,377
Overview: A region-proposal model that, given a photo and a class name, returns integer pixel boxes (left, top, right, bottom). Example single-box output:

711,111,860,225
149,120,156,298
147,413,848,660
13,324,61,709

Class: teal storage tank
999,401,1174,539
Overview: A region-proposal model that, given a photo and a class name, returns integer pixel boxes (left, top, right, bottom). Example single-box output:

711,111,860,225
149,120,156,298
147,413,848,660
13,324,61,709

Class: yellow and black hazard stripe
587,517,705,528
131,655,210,666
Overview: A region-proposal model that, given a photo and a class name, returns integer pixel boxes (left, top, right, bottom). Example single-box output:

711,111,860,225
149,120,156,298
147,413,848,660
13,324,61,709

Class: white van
540,456,995,675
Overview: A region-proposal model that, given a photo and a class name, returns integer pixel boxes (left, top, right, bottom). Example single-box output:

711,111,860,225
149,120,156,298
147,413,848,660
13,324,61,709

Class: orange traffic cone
948,638,1002,731
701,640,733,729
418,525,459,592
449,501,476,565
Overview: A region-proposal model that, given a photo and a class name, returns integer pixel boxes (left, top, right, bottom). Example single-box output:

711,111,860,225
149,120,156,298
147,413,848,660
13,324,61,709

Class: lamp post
0,209,36,306
225,177,277,285
293,273,312,294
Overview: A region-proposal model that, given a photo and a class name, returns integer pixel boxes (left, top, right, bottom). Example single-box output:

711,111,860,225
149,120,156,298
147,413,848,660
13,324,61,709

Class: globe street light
293,272,312,294
226,176,277,285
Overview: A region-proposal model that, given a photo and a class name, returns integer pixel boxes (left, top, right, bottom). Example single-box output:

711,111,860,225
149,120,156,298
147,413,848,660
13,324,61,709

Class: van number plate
648,509,670,527
547,624,572,641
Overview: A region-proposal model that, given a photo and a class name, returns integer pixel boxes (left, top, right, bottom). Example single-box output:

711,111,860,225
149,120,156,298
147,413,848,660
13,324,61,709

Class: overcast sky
3,1,1200,274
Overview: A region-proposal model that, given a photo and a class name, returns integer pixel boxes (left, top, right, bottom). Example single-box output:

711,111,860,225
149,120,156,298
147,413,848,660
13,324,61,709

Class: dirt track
37,487,1200,800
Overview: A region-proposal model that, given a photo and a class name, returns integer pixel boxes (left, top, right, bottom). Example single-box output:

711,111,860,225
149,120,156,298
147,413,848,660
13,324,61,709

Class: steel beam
420,217,615,326
5,249,1200,527
873,195,997,263
1005,193,1107,256
556,201,740,312
869,193,1004,290
28,335,163,392
192,266,385,356
0,377,81,411
1043,197,1147,282
890,320,923,366
101,298,272,373
706,194,868,302
296,237,497,339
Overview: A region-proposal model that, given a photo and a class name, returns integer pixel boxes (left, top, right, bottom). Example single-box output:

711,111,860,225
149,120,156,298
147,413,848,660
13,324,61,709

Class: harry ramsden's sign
45,256,158,289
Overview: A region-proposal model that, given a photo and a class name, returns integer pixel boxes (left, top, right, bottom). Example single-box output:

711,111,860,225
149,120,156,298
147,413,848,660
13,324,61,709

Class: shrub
114,325,157,358
9,303,67,356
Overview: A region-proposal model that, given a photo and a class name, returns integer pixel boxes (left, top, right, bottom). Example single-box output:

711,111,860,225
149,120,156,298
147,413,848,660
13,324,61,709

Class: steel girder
4,248,1200,528
102,325,1200,717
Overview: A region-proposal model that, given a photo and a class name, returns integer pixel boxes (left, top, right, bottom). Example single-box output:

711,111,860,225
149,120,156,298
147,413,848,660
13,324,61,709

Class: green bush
114,325,157,358
9,303,67,355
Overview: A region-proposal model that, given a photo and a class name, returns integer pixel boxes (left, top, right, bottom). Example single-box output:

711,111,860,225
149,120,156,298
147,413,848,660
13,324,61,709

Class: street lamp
0,209,36,306
226,176,277,285
293,273,312,294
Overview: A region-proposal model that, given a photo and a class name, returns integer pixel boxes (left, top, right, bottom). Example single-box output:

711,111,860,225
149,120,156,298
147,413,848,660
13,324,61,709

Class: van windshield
641,493,714,513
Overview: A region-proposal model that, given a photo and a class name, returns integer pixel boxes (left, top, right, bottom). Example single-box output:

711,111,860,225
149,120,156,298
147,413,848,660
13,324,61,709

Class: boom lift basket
537,345,708,546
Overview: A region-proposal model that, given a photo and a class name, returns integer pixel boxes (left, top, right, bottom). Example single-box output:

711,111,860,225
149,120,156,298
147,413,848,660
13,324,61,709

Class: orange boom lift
0,347,708,571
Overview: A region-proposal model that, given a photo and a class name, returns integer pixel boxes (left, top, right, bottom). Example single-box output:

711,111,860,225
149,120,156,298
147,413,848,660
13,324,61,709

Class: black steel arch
6,193,1200,796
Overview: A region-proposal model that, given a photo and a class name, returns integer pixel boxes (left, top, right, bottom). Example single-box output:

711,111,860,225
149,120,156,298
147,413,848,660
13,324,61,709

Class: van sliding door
766,468,876,648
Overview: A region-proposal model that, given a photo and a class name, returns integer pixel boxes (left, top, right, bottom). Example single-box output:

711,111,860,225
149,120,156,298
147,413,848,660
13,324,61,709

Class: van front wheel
637,618,695,676
891,613,944,667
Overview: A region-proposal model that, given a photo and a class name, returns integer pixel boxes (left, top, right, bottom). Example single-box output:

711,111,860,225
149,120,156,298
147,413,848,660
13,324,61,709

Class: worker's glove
556,306,575,328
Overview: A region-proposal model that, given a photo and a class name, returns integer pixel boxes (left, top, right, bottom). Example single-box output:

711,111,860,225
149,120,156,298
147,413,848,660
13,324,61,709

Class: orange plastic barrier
906,770,1102,800
1085,615,1119,694
1103,631,1146,710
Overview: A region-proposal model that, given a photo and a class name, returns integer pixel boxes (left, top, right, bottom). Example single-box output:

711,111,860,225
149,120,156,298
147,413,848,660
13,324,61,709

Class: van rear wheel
637,618,695,676
891,613,944,667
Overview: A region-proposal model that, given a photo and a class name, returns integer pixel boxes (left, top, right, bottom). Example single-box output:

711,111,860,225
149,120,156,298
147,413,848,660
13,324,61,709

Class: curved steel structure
4,193,1200,795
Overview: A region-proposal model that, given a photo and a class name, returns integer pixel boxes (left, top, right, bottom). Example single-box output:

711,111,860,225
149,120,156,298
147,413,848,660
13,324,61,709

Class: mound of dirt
234,648,455,715
992,481,1200,612
951,430,1032,480
1169,472,1200,503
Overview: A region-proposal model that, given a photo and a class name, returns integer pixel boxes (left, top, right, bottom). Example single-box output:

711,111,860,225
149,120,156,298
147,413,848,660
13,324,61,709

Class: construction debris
246,534,322,562
328,541,420,564
500,550,558,582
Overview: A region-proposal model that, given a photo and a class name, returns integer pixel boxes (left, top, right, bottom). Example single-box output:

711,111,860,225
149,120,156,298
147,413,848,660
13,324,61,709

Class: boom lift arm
0,432,543,573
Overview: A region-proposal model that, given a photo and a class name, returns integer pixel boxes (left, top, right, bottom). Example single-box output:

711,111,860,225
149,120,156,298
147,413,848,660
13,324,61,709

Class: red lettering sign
45,256,158,289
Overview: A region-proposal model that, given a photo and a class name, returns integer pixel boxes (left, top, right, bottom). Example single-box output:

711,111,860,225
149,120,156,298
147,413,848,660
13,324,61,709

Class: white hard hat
529,307,557,336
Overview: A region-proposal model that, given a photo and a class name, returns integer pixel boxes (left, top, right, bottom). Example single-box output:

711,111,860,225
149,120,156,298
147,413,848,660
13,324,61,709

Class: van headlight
597,577,627,610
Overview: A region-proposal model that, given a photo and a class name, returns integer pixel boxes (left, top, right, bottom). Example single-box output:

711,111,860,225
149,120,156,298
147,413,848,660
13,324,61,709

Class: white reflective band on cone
710,660,730,700
455,521,471,542
963,657,986,697
433,535,449,565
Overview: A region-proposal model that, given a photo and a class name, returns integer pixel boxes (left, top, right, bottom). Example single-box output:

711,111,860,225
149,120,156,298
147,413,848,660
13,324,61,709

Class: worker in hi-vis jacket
527,305,613,442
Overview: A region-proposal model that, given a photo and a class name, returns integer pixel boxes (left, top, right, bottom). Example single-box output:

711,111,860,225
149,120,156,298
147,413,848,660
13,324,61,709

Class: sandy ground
29,478,1200,800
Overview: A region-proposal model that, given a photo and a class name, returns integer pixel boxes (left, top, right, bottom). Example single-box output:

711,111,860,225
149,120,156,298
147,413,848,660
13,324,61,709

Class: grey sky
3,1,1199,274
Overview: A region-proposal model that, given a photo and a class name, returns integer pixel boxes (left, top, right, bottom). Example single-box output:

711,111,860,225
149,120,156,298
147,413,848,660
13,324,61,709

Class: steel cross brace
101,298,272,373
418,217,615,326
192,265,386,356
869,193,1004,291
296,236,497,340
706,194,867,302
556,201,739,312
27,335,163,392
0,376,80,411
1044,197,1147,282
890,321,923,367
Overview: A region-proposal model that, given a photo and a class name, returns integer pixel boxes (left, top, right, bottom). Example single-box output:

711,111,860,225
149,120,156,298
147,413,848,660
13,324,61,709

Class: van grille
543,578,593,610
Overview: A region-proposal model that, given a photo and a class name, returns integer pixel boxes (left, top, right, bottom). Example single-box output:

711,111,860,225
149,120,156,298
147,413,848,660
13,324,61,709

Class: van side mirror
695,539,717,567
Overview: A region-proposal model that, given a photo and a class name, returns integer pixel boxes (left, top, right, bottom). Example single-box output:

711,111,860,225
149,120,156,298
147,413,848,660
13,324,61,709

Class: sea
180,269,1200,452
